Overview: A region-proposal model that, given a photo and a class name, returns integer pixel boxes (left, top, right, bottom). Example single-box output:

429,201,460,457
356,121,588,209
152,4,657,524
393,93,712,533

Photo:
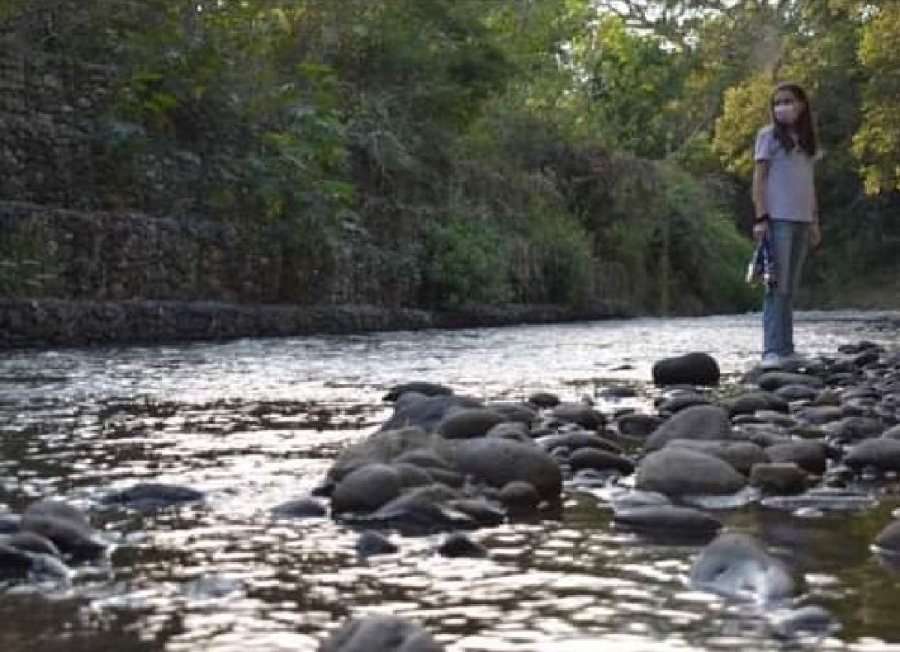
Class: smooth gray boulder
452,438,562,500
616,413,664,438
550,403,605,430
822,416,885,442
319,616,444,652
758,372,824,392
636,448,747,496
271,498,328,519
331,464,403,514
875,520,900,553
613,505,721,539
379,394,482,433
383,382,453,402
537,431,621,454
775,384,820,402
328,428,452,485
438,408,506,439
356,531,398,557
645,404,731,451
845,438,900,472
652,352,720,387
749,463,808,495
721,392,788,416
690,533,801,603
20,500,106,560
101,483,204,508
668,440,769,476
569,448,634,475
765,441,827,475
498,481,541,513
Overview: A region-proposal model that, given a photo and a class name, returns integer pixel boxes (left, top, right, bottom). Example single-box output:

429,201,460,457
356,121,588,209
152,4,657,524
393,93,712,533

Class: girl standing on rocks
752,81,821,369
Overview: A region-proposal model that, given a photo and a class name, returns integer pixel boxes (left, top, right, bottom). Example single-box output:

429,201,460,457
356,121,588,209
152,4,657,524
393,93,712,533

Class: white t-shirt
754,124,816,223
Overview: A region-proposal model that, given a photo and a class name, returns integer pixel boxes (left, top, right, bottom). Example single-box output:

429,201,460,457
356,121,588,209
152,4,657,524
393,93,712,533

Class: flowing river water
2,312,900,652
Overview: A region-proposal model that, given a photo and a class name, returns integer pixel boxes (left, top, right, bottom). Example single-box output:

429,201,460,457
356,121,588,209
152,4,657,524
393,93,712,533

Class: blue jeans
763,220,810,357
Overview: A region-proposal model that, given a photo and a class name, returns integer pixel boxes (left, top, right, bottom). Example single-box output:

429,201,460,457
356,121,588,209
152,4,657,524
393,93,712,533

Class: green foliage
422,217,512,310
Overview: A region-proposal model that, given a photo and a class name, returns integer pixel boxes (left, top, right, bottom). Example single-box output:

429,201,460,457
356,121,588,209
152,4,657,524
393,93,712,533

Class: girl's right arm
752,160,770,240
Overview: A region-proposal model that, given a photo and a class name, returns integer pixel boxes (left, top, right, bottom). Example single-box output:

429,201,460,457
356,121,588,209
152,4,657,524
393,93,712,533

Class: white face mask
773,103,799,124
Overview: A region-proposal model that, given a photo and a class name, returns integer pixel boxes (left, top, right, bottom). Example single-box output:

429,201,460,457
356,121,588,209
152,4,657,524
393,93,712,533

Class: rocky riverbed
1,313,900,651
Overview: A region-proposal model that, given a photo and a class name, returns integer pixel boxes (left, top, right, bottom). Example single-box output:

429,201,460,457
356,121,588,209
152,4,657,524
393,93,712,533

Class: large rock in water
845,438,900,472
319,616,444,652
383,382,453,402
690,533,801,603
652,352,720,387
437,409,506,439
612,505,722,540
668,440,769,476
331,464,403,514
645,404,731,451
379,393,483,433
20,500,106,560
765,440,827,475
451,439,562,501
328,428,453,485
636,448,747,496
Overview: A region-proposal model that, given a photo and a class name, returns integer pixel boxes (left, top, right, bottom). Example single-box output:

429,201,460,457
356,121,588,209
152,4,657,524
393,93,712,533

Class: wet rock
527,392,560,409
721,392,788,416
487,403,537,425
537,431,621,455
645,404,732,451
362,501,476,537
0,544,39,579
438,408,506,440
425,468,465,488
607,489,671,511
498,481,541,513
0,514,20,534
758,372,824,392
379,394,482,433
795,405,845,426
452,439,562,500
1,531,61,558
437,533,488,558
769,605,840,639
875,520,900,554
616,413,663,438
392,463,434,488
101,483,204,508
331,464,403,514
749,463,807,495
318,616,444,652
761,488,877,512
690,533,801,603
738,424,792,448
355,530,398,557
569,448,634,475
775,384,820,402
394,449,453,471
485,422,532,443
550,403,605,430
813,389,842,406
20,500,106,560
383,382,453,402
655,393,712,414
756,411,798,429
765,441,827,475
447,499,505,527
329,428,452,484
271,498,328,519
613,505,721,540
822,416,885,442
652,352,720,387
845,438,900,472
635,448,747,496
668,441,769,476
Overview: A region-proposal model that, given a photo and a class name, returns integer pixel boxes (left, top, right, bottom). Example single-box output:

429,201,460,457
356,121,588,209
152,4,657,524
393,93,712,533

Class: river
1,311,899,651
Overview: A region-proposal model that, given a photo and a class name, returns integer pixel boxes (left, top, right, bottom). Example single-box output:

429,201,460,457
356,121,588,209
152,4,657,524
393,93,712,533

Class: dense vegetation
2,0,898,312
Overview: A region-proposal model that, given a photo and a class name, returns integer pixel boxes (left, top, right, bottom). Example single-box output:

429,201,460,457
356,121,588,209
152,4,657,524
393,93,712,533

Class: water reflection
0,312,899,650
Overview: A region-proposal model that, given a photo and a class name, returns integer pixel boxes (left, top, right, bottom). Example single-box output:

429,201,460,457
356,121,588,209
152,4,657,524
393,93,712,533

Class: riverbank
0,298,632,349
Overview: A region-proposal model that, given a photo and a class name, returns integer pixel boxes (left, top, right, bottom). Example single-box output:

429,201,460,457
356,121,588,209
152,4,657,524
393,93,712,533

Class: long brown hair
771,82,818,158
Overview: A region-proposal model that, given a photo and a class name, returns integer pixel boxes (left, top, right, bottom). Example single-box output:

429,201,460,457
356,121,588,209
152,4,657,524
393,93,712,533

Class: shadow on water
0,312,899,650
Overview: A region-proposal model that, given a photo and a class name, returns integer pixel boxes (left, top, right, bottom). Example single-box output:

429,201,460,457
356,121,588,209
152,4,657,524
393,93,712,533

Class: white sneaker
761,353,782,370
